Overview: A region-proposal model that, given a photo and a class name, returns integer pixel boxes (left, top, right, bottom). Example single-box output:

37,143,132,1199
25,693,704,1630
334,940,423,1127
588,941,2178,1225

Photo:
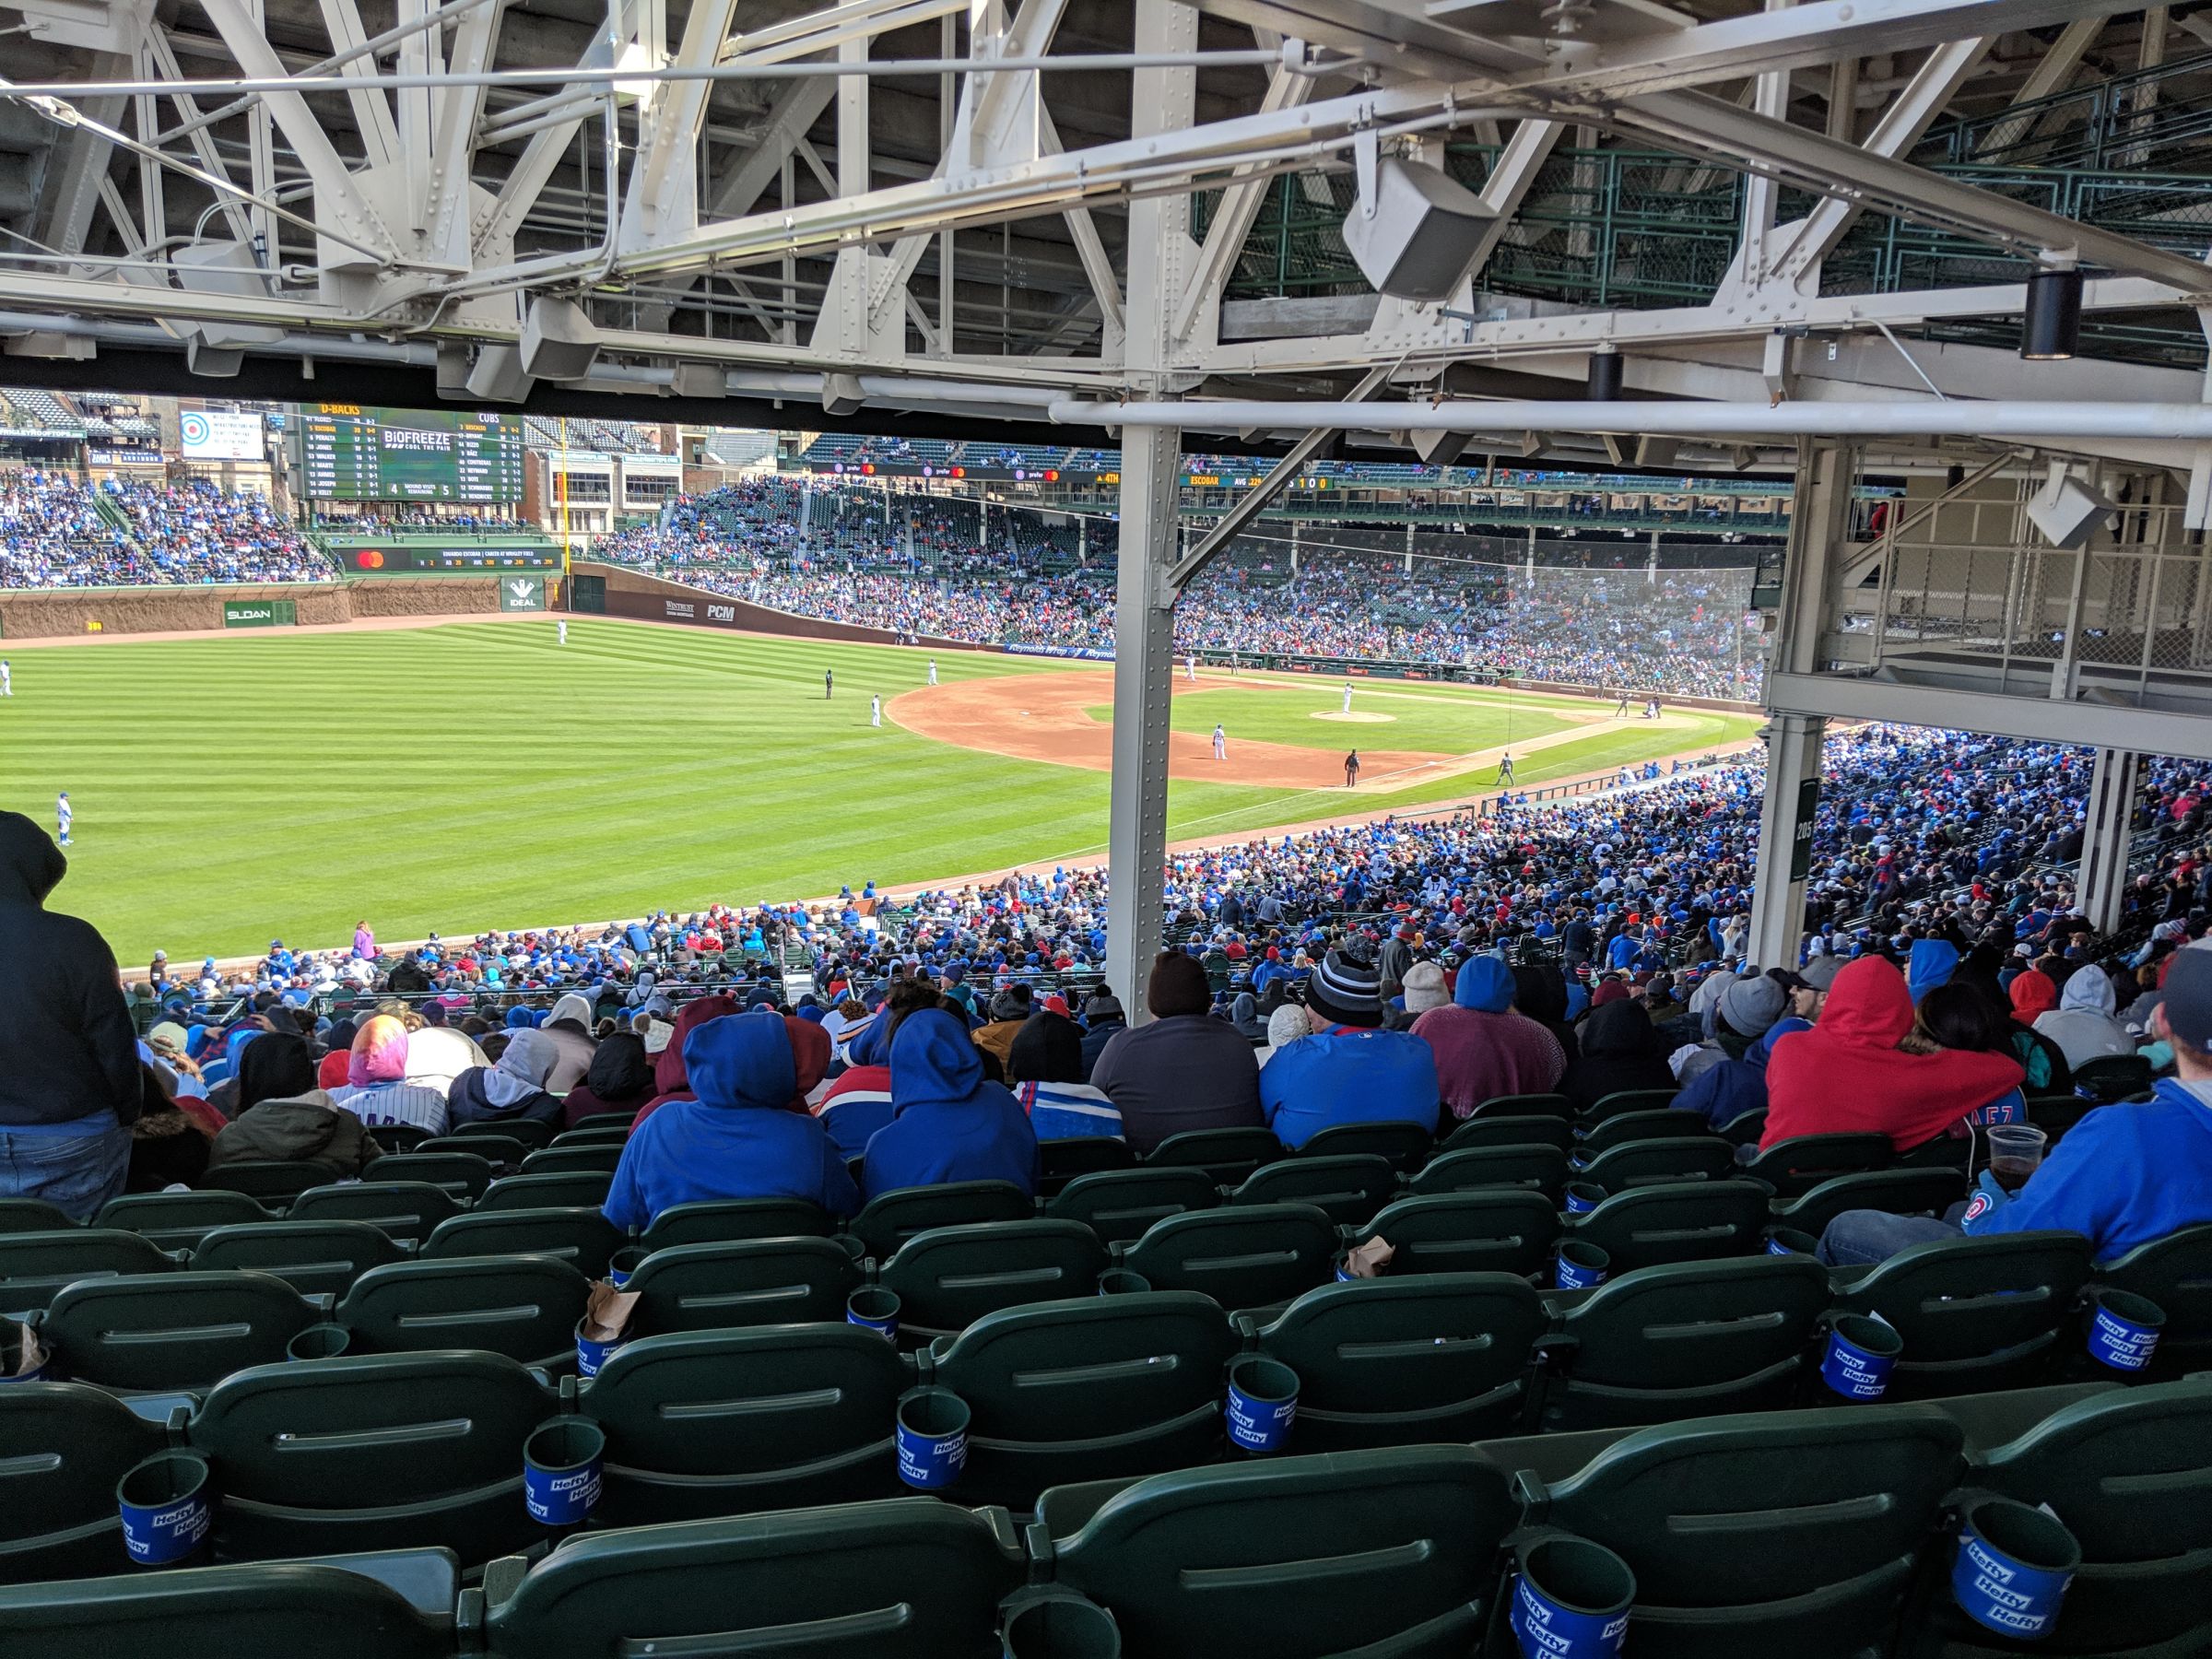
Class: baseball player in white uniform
871,695,882,728
1212,724,1227,760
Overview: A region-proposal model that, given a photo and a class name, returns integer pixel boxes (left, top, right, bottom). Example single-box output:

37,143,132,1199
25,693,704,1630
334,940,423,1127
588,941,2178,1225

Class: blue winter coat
604,1010,860,1230
861,1008,1040,1199
1674,1018,1806,1131
1260,1022,1440,1149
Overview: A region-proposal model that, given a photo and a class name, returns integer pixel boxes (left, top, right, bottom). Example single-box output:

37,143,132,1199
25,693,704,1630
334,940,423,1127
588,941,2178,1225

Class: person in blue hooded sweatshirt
1906,936,1960,1005
603,1009,860,1230
862,1006,1039,1199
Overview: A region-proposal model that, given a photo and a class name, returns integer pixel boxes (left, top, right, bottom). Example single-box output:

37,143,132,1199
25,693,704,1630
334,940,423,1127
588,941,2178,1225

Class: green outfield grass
0,619,1755,961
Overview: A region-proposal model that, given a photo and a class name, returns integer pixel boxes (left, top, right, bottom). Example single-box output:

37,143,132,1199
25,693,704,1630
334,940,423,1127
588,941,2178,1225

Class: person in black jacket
0,810,143,1218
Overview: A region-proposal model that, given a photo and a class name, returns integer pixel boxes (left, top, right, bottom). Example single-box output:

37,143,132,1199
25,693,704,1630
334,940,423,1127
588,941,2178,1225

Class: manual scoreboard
291,406,526,501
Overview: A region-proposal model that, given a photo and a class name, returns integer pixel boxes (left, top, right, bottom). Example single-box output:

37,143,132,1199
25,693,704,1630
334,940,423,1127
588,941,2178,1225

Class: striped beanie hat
1307,950,1382,1029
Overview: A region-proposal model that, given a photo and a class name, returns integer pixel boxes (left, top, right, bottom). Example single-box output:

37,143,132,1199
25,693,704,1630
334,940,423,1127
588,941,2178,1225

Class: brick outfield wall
0,579,509,638
577,561,993,653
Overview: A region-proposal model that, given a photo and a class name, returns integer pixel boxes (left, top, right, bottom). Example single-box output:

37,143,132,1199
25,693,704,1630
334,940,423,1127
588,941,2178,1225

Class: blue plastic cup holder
606,1246,648,1289
1764,1227,1818,1258
1003,1595,1123,1659
524,1418,605,1528
1509,1535,1635,1659
117,1450,214,1567
848,1286,900,1340
574,1316,624,1379
1821,1315,1902,1401
1563,1182,1605,1217
1951,1496,2079,1641
1225,1356,1299,1454
1553,1241,1609,1292
2084,1288,2163,1373
896,1386,971,1490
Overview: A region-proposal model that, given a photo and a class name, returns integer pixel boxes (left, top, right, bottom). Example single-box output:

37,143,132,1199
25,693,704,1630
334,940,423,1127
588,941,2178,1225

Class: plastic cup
1097,1269,1153,1296
1563,1182,1606,1217
524,1418,605,1528
1509,1535,1636,1659
1821,1315,1903,1401
848,1286,900,1340
606,1246,648,1289
1952,1496,2079,1641
2083,1288,2164,1373
1553,1241,1609,1292
1224,1356,1299,1454
895,1387,971,1490
117,1450,214,1567
1764,1227,1819,1258
286,1324,351,1361
1004,1597,1123,1659
1985,1124,2048,1193
574,1316,624,1379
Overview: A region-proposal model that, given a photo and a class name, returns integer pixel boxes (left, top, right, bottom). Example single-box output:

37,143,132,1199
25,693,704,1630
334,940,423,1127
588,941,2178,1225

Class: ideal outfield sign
498,576,547,611
223,599,296,628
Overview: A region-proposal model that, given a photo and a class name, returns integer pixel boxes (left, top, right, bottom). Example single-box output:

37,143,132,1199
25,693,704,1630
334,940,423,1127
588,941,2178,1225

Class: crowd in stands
311,509,531,534
596,481,1760,694
9,719,2208,1290
0,470,334,586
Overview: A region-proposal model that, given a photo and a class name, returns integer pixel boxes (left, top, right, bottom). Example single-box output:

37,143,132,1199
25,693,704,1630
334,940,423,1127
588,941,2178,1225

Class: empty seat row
7,1379,2211,1658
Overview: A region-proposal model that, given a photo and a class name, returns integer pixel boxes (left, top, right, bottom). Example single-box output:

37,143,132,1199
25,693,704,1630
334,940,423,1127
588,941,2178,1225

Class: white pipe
1046,397,2212,441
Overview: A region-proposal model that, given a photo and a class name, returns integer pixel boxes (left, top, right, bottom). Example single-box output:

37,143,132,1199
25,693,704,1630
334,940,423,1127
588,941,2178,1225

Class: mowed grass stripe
0,619,1746,961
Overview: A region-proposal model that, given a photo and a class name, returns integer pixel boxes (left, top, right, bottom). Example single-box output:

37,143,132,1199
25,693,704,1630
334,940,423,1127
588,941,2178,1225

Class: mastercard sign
353,549,385,569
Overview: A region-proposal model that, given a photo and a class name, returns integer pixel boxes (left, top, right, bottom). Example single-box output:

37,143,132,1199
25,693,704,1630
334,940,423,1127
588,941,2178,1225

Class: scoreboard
290,406,526,501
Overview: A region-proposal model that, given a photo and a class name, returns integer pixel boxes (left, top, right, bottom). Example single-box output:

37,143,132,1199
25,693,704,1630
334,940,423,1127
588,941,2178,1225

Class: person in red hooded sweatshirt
629,994,738,1128
1761,956,2023,1154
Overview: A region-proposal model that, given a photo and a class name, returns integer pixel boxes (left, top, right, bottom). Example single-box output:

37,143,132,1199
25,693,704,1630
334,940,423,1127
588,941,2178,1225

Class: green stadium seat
415,1134,529,1168
1535,1256,1831,1431
190,1220,404,1300
1524,1406,1966,1659
1142,1127,1286,1184
1407,1143,1569,1200
288,1181,465,1248
449,1117,555,1151
1354,1191,1562,1279
1438,1113,1577,1153
41,1269,317,1392
1227,1154,1399,1227
568,1112,637,1135
0,1380,168,1582
477,1171,614,1213
1044,1168,1219,1246
1961,1379,2212,1653
195,1159,343,1204
1294,1120,1436,1171
520,1145,624,1177
1838,1232,2094,1399
187,1351,559,1564
0,1229,175,1315
1567,1180,1771,1273
1573,1109,1721,1157
1037,1445,1518,1659
1771,1168,1967,1238
638,1197,837,1252
334,1254,591,1369
582,1326,906,1526
847,1181,1034,1260
1112,1203,1336,1312
924,1290,1239,1509
1038,1136,1137,1195
2070,1054,2154,1102
95,1190,269,1252
549,1125,631,1151
626,1238,861,1336
365,1124,433,1156
1247,1274,1547,1448
420,1207,624,1280
477,1498,1026,1659
1468,1092,1574,1121
2101,1223,2212,1380
0,1550,457,1658
1735,1133,1892,1201
1581,1087,1681,1124
877,1220,1107,1343
0,1197,78,1234
1574,1135,1738,1191
360,1153,494,1204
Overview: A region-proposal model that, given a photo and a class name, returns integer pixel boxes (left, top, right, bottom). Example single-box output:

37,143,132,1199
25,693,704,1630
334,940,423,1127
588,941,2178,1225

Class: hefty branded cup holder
1563,1182,1605,1217
1096,1269,1152,1297
574,1316,624,1379
1003,1595,1123,1659
606,1246,648,1289
524,1418,605,1529
286,1324,351,1362
2,1326,49,1382
117,1450,215,1568
2084,1288,2163,1373
1509,1535,1636,1659
1822,1314,1902,1401
896,1386,970,1490
1764,1227,1818,1258
1553,1241,1609,1292
848,1286,901,1340
1225,1356,1299,1455
833,1233,870,1265
1952,1496,2080,1641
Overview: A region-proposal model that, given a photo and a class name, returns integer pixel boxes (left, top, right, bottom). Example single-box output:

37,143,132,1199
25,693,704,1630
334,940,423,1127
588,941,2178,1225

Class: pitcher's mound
1312,710,1396,724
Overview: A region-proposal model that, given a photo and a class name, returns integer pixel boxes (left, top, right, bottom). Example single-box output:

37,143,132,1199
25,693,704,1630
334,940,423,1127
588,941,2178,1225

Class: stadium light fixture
2019,264,2082,361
